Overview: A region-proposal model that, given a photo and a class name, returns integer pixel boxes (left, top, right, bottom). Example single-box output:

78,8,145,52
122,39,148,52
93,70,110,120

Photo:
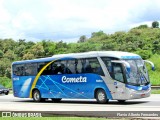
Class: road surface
0,94,160,117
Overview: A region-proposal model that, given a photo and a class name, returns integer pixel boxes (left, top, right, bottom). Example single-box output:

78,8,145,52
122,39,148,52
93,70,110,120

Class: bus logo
62,76,87,83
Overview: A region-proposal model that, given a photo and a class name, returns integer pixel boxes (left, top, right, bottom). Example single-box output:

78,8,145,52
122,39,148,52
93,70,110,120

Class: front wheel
96,89,108,104
33,90,44,102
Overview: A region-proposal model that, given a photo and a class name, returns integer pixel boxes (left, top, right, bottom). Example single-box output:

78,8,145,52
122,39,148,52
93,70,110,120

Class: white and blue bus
12,51,154,103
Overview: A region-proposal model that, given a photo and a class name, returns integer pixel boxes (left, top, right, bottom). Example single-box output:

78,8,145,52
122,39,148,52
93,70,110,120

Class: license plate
141,94,145,97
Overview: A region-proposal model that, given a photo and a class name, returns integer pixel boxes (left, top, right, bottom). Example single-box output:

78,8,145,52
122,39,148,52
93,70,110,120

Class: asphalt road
0,94,160,117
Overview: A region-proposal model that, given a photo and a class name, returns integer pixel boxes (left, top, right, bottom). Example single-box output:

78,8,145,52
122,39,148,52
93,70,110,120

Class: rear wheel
96,89,108,104
52,98,62,103
33,90,45,102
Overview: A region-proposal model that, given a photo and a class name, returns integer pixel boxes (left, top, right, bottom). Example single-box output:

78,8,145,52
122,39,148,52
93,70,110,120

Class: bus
12,51,154,103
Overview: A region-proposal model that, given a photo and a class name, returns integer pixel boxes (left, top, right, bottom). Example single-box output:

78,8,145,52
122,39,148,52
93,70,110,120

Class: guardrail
151,86,160,90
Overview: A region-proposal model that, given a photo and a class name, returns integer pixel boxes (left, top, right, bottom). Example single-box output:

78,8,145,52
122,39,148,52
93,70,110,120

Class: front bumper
127,87,151,99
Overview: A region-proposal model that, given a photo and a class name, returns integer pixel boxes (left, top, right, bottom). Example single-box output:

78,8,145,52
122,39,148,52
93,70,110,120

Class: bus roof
12,51,141,65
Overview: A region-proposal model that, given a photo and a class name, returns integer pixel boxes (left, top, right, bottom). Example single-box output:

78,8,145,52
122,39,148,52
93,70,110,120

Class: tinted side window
37,58,104,76
87,58,104,76
52,61,67,74
38,62,52,75
77,58,104,76
101,57,114,73
13,63,38,76
13,64,25,76
76,59,83,73
66,60,76,74
25,63,37,76
50,60,71,74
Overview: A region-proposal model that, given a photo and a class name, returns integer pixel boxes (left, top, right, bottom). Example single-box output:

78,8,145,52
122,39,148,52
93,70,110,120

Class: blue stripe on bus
13,73,113,100
121,56,141,59
126,84,150,91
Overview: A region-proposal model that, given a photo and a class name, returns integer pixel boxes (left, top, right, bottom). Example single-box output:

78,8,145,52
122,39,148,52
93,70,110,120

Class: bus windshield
125,59,149,85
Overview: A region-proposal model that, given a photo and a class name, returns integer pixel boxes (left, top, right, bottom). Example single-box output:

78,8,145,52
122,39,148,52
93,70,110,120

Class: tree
14,45,26,58
55,40,68,54
78,35,87,43
0,58,11,77
18,39,26,45
29,43,45,58
0,50,4,58
91,30,105,38
137,24,148,29
23,52,35,60
41,40,56,56
152,21,159,28
3,50,16,61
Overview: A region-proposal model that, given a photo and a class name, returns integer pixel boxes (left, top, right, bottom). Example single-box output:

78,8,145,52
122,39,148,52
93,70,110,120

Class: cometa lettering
62,76,87,83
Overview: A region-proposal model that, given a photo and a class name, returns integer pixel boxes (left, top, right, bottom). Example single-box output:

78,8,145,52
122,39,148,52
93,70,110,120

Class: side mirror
111,60,131,74
144,60,155,71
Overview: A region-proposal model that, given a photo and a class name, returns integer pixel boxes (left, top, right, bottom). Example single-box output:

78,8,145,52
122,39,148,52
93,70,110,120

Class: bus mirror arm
111,60,131,74
144,60,155,71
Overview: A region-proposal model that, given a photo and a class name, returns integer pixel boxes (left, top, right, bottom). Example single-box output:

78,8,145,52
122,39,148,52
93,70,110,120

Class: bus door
111,63,127,100
100,58,129,100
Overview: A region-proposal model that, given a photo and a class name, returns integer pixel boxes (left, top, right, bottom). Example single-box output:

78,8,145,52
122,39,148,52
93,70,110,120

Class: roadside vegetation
151,89,160,94
0,21,160,88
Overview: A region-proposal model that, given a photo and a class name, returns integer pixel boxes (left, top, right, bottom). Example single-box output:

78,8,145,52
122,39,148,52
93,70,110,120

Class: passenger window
79,58,104,76
51,61,71,74
82,59,93,73
38,62,50,75
76,59,83,73
25,63,37,76
89,58,104,76
51,62,62,74
13,63,37,76
101,57,113,73
66,60,75,74
13,64,25,76
35,58,104,76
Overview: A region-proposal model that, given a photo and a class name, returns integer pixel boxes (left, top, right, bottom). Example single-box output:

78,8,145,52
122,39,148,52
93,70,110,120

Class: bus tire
96,89,108,104
52,98,62,103
32,90,43,102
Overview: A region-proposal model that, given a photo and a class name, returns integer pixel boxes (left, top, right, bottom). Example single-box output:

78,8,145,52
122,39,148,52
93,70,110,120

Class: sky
0,0,160,42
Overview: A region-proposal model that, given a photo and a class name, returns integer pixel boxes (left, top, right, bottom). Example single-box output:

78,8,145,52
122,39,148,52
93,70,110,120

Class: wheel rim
34,91,40,101
98,92,105,101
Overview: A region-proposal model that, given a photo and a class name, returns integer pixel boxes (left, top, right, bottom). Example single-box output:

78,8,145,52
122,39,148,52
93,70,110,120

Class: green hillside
0,25,160,88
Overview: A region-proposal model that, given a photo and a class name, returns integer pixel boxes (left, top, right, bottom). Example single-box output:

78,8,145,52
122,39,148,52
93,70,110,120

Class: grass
0,77,12,88
149,71,160,86
148,54,160,86
9,90,13,94
151,89,160,94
